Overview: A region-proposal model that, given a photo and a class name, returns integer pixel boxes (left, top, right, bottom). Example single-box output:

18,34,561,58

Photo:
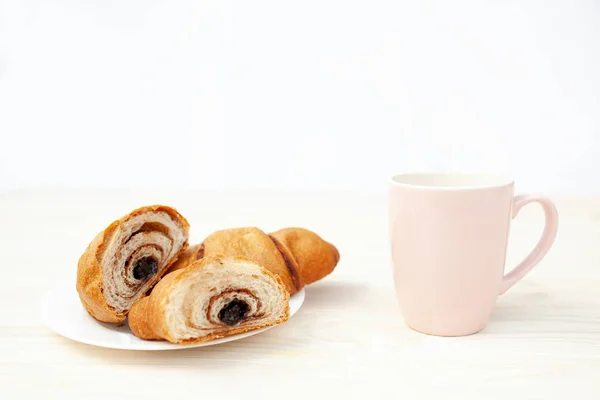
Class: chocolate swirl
76,206,190,323
128,256,290,344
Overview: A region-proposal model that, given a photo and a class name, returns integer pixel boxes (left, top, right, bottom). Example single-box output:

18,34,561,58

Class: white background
1,1,599,194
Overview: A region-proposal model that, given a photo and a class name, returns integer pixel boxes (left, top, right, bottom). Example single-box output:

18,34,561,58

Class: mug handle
498,194,559,295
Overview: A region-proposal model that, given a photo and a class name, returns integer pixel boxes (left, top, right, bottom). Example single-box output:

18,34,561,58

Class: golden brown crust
126,297,158,340
75,205,190,323
205,228,299,294
76,222,124,323
268,234,301,291
128,269,183,340
168,243,203,272
167,227,298,294
270,227,340,286
129,256,290,344
167,227,340,295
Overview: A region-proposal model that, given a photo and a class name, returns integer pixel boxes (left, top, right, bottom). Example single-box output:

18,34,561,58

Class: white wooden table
1,189,598,399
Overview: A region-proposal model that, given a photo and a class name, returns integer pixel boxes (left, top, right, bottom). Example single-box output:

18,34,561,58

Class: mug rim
390,172,514,190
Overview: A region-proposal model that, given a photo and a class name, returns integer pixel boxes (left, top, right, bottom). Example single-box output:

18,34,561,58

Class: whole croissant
168,227,340,294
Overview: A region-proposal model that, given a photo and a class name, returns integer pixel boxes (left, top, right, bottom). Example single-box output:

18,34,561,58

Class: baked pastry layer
76,205,190,322
168,227,339,295
128,256,290,343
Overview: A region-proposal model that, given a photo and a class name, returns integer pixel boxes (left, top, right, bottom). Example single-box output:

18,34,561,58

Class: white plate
41,282,305,351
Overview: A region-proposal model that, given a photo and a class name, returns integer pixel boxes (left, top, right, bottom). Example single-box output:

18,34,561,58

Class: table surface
1,189,598,399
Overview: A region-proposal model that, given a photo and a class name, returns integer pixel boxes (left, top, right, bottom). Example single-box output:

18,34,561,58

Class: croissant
76,205,190,323
128,255,290,343
168,227,339,295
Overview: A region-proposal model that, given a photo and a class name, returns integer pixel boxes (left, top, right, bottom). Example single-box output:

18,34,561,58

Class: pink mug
388,172,559,336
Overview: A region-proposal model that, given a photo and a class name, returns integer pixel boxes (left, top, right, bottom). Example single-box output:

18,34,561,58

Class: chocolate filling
206,289,260,325
218,300,250,325
133,256,158,280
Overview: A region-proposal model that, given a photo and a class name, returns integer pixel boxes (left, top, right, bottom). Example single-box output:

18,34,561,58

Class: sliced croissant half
76,205,190,323
169,227,340,295
128,255,290,344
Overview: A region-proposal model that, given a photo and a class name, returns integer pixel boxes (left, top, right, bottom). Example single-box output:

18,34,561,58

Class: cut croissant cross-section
168,227,340,295
128,256,290,344
76,205,190,323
